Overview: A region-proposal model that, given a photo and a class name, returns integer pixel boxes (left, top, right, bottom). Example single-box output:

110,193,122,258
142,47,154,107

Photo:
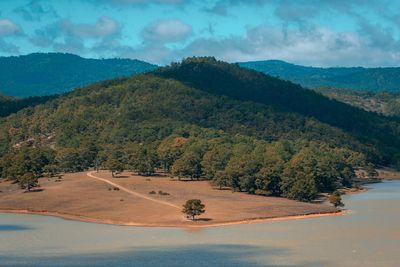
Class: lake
1,181,399,267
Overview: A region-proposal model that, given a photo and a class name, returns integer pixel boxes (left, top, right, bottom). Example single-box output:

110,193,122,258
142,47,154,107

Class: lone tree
182,199,205,220
18,172,39,192
329,191,344,208
365,163,378,178
105,155,124,178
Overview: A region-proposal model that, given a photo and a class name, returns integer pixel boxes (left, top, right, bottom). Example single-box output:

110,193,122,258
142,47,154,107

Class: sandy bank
0,208,349,228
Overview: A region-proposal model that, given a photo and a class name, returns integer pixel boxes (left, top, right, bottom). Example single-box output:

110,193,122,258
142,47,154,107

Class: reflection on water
0,181,399,267
1,244,323,267
0,224,33,231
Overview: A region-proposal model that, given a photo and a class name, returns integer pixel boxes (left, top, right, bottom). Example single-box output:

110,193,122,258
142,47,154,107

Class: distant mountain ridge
239,60,400,92
0,53,157,97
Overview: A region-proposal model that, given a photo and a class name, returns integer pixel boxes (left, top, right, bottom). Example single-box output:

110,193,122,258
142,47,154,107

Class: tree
210,170,230,190
365,163,378,178
280,148,319,201
43,164,60,177
105,154,125,178
172,150,203,180
223,152,261,193
157,136,186,173
182,199,205,220
56,148,85,172
18,172,39,192
128,144,159,176
329,191,344,207
201,144,231,180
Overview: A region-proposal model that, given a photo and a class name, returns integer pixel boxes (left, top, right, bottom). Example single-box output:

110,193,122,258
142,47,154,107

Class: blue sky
0,0,400,66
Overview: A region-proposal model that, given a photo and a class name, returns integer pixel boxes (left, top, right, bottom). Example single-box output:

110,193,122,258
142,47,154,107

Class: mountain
0,53,157,97
1,57,399,201
316,87,400,117
239,60,400,92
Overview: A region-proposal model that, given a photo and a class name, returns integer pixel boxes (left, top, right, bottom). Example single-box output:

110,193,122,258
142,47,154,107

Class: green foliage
0,146,55,181
182,199,205,220
172,146,203,180
56,148,86,173
365,163,378,178
280,144,356,201
0,146,55,191
17,172,39,192
329,191,344,208
201,144,232,180
103,149,125,177
127,143,159,176
157,136,186,172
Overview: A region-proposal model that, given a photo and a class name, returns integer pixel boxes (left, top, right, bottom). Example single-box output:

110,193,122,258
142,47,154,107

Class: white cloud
124,24,400,66
0,19,22,36
141,19,192,43
59,16,120,39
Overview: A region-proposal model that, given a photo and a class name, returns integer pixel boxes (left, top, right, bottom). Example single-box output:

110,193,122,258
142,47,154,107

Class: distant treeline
0,135,365,201
0,94,56,117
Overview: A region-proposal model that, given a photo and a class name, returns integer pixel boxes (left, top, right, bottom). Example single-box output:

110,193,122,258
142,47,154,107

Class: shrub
158,190,170,195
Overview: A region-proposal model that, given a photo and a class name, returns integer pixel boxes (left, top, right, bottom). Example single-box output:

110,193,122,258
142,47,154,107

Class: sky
0,0,400,66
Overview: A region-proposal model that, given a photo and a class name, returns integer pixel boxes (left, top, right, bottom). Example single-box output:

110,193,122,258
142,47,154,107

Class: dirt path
86,171,180,209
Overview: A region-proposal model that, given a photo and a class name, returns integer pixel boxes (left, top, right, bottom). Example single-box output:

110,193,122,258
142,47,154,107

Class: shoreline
0,208,350,228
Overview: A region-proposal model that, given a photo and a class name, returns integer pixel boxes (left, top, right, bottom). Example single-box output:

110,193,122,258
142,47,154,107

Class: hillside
239,60,400,92
0,94,56,117
316,87,400,117
156,58,400,164
1,58,399,202
0,53,157,97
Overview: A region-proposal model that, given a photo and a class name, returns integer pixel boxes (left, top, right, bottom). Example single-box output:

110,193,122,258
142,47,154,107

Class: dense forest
0,57,398,201
240,60,400,92
0,94,57,117
316,87,400,117
0,53,157,97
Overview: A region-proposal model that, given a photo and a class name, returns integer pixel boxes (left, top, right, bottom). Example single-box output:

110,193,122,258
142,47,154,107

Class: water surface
1,181,399,267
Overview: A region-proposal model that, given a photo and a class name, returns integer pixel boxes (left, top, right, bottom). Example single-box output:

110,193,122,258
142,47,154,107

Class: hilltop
240,60,400,92
0,53,157,97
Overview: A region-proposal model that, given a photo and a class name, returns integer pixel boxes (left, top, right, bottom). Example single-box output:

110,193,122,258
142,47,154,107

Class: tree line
0,134,367,201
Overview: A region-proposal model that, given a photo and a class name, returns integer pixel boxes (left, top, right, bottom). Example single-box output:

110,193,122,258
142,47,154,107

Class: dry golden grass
0,170,339,227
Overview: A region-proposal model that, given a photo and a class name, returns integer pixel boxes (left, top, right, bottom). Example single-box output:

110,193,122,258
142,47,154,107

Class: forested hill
155,57,400,165
0,53,157,97
239,60,400,92
1,57,400,201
